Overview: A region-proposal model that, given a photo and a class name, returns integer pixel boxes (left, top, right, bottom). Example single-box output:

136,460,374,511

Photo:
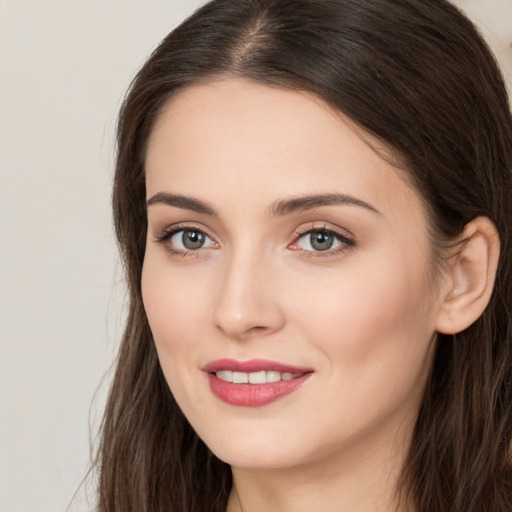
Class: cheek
141,253,212,397
142,254,209,340
286,250,437,386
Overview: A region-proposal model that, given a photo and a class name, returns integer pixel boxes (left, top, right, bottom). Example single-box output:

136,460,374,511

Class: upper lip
203,358,313,374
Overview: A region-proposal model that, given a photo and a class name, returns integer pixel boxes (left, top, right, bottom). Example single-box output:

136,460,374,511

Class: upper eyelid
153,222,216,240
293,222,355,241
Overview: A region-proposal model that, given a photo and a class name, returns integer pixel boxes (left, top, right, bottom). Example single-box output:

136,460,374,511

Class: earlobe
435,216,500,335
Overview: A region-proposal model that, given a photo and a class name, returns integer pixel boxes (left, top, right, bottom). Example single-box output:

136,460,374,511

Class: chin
211,444,303,470
189,416,305,469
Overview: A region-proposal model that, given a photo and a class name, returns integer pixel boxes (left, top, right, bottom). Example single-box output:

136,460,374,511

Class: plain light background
0,1,510,511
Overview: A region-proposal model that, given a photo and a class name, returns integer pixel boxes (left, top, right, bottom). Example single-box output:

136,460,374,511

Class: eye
291,227,355,254
300,230,338,251
155,227,217,254
171,229,210,250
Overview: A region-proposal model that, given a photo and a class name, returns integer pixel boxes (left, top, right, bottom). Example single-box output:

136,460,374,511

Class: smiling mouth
204,359,313,406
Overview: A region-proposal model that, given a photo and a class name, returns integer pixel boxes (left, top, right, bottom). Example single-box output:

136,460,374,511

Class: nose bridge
213,243,284,340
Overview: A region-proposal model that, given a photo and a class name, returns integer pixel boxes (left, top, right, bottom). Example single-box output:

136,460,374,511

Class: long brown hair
98,0,512,510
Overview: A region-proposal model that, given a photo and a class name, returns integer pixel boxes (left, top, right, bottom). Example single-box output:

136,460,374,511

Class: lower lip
207,373,312,407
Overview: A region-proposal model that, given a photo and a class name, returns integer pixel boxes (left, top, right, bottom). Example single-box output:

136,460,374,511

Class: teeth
266,371,281,383
216,370,233,382
215,370,303,384
248,371,266,384
232,371,249,384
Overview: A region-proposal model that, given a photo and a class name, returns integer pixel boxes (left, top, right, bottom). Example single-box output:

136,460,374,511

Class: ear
435,216,500,335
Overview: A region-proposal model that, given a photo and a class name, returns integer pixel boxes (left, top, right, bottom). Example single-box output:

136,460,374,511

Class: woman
97,0,512,510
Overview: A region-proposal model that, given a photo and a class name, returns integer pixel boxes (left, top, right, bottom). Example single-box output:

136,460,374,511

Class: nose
212,251,285,341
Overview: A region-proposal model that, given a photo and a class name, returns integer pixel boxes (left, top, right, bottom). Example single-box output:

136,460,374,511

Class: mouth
203,359,313,407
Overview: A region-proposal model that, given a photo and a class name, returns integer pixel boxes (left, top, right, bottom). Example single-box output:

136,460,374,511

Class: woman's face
142,78,444,471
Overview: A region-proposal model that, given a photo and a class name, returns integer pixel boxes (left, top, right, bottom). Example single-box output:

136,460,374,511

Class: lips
203,358,313,407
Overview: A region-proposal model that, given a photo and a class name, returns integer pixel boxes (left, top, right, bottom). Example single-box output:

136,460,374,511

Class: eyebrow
270,193,381,216
146,192,217,215
146,191,380,216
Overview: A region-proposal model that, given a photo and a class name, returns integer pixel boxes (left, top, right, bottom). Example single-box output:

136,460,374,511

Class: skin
142,78,452,512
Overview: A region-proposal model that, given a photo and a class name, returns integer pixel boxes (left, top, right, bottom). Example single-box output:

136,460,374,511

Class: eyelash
153,223,356,258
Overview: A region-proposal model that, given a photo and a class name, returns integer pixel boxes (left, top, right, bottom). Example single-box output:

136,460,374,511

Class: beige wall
454,0,512,91
1,2,510,511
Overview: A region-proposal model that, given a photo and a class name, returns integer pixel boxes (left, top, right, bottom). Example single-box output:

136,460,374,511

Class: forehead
145,78,426,227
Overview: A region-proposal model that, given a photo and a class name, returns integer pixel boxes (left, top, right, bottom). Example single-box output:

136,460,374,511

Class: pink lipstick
203,359,313,407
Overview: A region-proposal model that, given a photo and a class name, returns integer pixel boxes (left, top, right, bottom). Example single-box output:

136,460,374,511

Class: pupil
182,230,205,250
311,231,333,251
